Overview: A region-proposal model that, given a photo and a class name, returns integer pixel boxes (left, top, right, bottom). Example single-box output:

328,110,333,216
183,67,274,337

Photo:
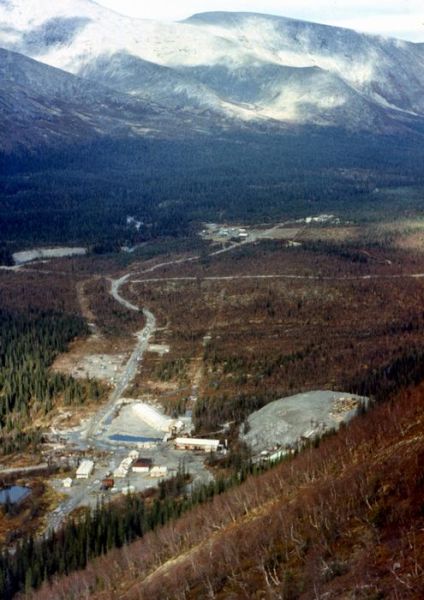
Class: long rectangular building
175,437,221,453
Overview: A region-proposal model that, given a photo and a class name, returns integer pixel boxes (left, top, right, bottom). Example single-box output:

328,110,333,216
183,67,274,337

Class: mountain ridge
1,1,424,149
0,46,218,152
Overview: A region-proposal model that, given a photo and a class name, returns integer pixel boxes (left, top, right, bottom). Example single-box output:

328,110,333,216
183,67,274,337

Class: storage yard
70,353,126,382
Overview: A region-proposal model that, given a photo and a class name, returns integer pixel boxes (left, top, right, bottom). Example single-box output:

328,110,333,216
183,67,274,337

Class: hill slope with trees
22,380,424,600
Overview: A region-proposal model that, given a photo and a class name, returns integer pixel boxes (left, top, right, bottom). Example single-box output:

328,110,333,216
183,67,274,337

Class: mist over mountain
1,0,424,149
1,1,424,253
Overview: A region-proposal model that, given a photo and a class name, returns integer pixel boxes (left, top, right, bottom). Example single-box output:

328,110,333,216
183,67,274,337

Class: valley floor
1,217,424,597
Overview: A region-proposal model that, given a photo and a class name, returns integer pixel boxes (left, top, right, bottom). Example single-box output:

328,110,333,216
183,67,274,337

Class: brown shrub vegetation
28,382,424,599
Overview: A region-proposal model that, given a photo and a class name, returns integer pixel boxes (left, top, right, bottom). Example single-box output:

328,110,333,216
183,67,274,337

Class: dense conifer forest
0,309,103,454
1,129,424,258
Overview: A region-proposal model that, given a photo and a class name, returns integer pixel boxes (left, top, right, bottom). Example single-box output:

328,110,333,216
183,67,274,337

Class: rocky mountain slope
0,47,171,151
1,0,424,148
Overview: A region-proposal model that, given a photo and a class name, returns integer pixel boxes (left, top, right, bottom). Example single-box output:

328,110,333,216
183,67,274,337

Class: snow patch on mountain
0,46,189,152
1,2,424,133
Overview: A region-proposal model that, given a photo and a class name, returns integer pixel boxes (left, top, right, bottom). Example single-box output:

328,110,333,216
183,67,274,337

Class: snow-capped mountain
0,46,196,152
1,0,424,146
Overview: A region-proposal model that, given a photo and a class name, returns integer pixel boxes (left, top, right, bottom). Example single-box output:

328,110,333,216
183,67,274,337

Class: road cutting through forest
40,231,424,534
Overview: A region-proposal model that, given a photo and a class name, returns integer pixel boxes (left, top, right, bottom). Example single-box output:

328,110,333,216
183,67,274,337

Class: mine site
3,215,390,531
2,216,409,540
27,225,368,534
2,3,424,595
1,211,424,599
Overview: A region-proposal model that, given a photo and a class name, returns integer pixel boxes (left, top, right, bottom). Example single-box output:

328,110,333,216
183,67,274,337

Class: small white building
132,458,152,473
150,466,168,478
62,477,73,488
114,456,134,478
76,459,94,479
175,437,221,453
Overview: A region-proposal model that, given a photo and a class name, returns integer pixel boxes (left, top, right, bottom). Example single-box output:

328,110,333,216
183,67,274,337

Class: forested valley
2,128,424,259
1,127,424,598
2,292,424,597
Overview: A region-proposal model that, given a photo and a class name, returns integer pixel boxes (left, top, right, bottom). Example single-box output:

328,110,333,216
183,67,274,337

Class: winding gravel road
43,231,424,533
46,275,156,533
85,278,156,441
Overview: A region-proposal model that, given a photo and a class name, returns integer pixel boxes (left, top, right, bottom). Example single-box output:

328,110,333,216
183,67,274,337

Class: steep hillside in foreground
28,384,424,599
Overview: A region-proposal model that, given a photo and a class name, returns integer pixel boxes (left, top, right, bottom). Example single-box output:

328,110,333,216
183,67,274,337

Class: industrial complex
48,395,223,515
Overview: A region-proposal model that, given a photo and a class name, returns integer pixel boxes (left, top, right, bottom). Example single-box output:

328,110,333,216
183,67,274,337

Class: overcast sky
96,1,424,42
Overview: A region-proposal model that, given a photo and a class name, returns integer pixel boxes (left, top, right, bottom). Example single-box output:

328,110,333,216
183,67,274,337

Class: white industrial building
132,402,184,434
175,437,221,453
76,459,94,479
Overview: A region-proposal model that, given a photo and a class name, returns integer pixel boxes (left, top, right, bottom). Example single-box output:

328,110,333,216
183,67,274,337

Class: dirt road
85,277,157,440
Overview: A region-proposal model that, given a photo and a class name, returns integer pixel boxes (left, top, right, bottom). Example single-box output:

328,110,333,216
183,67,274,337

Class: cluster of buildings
214,226,248,240
61,432,225,495
200,223,249,241
113,450,169,480
302,214,339,224
98,460,168,494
